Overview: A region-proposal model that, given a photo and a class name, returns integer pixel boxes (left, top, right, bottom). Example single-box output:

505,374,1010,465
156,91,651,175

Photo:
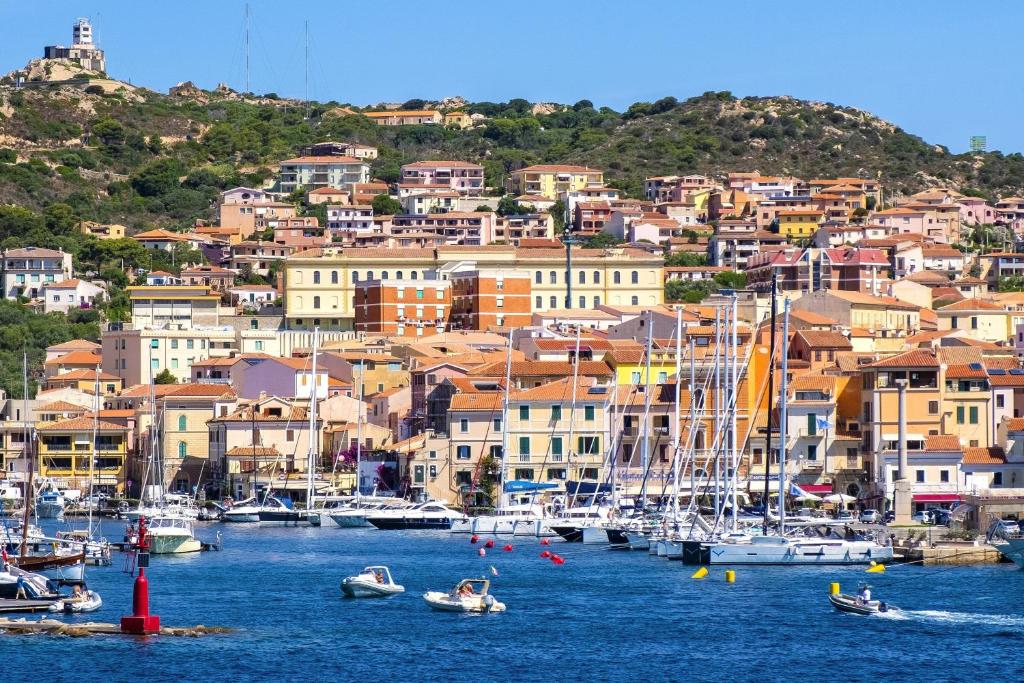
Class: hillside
1,82,1023,236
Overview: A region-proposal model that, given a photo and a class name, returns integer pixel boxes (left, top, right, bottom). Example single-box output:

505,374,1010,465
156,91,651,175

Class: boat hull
258,510,302,527
35,502,64,519
330,513,372,528
581,525,610,545
706,538,894,565
422,591,506,613
550,525,583,543
341,578,405,598
223,511,260,523
368,517,456,530
829,593,895,615
149,535,203,554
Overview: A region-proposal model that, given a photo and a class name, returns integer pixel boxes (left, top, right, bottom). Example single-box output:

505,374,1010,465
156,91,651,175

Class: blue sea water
4,520,1024,682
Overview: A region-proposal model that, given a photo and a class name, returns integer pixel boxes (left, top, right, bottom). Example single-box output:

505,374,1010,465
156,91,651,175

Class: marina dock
0,617,232,637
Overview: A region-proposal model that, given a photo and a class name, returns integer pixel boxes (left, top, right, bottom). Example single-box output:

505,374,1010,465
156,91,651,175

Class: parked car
912,510,933,524
883,510,895,524
859,510,880,524
930,509,951,526
836,509,855,522
994,519,1020,536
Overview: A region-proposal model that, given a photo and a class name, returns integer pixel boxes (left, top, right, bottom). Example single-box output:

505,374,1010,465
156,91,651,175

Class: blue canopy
503,480,559,493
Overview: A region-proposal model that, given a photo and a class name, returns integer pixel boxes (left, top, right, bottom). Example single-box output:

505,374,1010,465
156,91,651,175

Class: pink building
400,161,484,196
959,197,996,226
273,217,329,249
390,212,494,246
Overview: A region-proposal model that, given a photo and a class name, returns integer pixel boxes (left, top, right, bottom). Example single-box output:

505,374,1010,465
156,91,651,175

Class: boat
458,502,553,537
546,503,612,542
257,495,301,526
0,565,61,601
146,515,203,554
367,501,468,530
423,578,506,613
12,552,86,583
829,592,896,615
34,481,65,519
54,530,111,567
705,532,895,565
329,499,409,528
50,588,103,614
223,497,262,523
341,566,405,598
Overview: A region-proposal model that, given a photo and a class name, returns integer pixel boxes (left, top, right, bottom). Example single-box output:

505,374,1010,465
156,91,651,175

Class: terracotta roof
938,298,1004,312
789,375,837,393
85,409,136,419
119,383,236,398
1005,417,1024,431
906,271,953,285
226,446,282,457
924,435,962,451
788,309,837,325
866,349,939,368
36,400,89,412
449,393,503,412
402,160,483,169
37,417,125,432
47,339,100,351
44,351,102,366
517,165,602,174
823,290,921,311
989,374,1024,387
5,247,65,257
945,364,987,379
133,228,189,241
513,377,608,402
794,330,853,349
962,447,1005,465
279,156,363,164
49,369,120,381
469,360,612,378
44,278,88,290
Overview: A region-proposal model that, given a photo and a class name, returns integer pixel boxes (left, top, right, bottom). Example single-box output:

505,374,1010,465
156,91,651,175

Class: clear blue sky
2,1,1020,153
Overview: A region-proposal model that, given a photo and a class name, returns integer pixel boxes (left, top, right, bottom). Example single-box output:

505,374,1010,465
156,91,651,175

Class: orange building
449,270,532,331
355,279,452,337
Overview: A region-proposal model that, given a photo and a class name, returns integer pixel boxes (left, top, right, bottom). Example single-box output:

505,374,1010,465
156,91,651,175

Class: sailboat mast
355,364,363,502
640,312,653,510
19,351,30,559
499,329,514,510
688,338,696,510
722,302,731,529
88,365,99,537
305,327,318,508
762,274,778,532
730,295,740,533
777,299,791,532
713,306,721,521
672,308,682,521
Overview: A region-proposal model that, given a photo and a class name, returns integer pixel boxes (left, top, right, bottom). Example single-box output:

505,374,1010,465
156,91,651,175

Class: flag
489,566,499,577
1,547,6,563
790,483,809,498
816,417,832,431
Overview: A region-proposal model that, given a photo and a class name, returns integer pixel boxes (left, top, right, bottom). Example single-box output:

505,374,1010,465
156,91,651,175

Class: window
551,437,563,457
416,289,424,299
331,271,338,284
429,464,438,478
956,406,965,424
396,271,403,280
997,394,1006,409
593,271,600,284
250,319,259,330
549,271,557,284
171,339,179,350
519,406,530,421
550,296,557,308
460,418,469,433
518,436,531,459
177,415,186,431
579,296,585,308
367,271,374,280
286,430,295,442
255,341,264,351
496,297,504,308
551,405,562,421
657,371,668,383
578,271,585,284
536,296,542,309
969,406,978,424
928,400,939,414
594,296,600,307
578,436,599,454
631,371,641,384
313,271,320,284
971,317,978,329
807,444,817,461
535,271,542,284
916,470,925,483
313,296,321,309
151,339,159,349
951,316,958,328
436,288,444,299
352,272,359,283
614,271,621,285
493,418,502,432
171,359,179,369
178,441,187,458
631,296,639,306
457,445,471,460
514,468,534,481
428,450,437,459
940,470,950,483
584,405,595,421
994,472,1004,486
631,271,639,284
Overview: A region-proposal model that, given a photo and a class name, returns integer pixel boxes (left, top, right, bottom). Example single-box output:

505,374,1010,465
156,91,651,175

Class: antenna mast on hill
245,3,251,94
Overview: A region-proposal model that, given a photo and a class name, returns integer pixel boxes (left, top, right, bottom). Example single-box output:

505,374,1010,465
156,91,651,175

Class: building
229,241,293,276
37,416,127,494
2,247,74,300
272,217,328,249
301,141,378,159
326,205,374,235
153,385,237,493
444,112,472,128
354,279,452,337
508,165,604,200
278,157,371,193
791,289,921,333
42,278,104,313
776,209,824,238
363,110,442,126
219,201,297,239
283,245,664,330
230,355,330,400
180,265,237,291
400,161,484,195
449,270,532,331
935,299,1013,344
43,18,105,72
390,213,495,246
79,221,126,240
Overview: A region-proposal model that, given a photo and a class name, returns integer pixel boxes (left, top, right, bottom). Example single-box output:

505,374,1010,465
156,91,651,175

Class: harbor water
7,520,1024,681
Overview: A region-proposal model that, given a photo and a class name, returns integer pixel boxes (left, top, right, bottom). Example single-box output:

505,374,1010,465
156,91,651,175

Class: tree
713,271,747,290
582,233,622,248
371,194,403,216
154,368,178,384
496,196,520,216
90,117,125,146
131,158,187,197
664,252,708,267
550,199,566,233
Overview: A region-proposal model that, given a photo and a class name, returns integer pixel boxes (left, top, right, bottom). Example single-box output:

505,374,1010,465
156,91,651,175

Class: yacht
329,499,409,528
257,495,302,526
699,529,894,565
366,501,468,530
546,504,612,542
146,515,203,554
125,493,200,522
223,497,262,523
453,503,552,536
34,482,65,519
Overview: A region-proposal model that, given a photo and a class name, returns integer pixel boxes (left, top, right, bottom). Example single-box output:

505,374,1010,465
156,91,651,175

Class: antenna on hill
245,3,251,94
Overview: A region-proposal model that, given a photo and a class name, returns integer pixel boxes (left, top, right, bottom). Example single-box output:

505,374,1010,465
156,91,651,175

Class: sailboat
700,295,893,566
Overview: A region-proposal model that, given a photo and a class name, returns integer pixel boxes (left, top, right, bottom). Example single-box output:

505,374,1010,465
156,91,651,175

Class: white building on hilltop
44,18,106,73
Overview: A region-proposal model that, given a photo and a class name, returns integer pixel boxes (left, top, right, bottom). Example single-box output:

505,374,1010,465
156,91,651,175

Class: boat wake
895,610,1024,627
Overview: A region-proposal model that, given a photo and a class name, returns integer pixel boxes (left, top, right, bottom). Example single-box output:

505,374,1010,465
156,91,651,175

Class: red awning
912,493,961,503
801,484,834,494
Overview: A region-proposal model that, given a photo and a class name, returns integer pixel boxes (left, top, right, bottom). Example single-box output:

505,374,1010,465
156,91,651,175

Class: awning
912,493,962,503
503,480,558,493
800,484,834,494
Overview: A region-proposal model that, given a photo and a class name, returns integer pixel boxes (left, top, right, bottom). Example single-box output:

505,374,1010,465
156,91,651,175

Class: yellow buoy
830,582,840,595
725,570,735,584
866,562,885,574
691,566,709,579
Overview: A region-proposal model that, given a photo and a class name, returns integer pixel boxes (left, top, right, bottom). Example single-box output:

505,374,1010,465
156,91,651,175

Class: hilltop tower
43,17,106,73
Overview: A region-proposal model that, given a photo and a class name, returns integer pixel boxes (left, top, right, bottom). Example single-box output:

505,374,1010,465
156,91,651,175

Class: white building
43,18,105,72
326,205,374,233
2,247,74,300
43,278,104,313
278,156,370,193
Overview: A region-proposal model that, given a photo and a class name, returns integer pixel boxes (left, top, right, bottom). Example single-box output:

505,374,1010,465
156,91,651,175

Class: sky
1,1,1021,153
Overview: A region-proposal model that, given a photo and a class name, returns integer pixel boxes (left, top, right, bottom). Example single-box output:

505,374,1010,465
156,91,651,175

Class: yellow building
158,385,237,492
37,416,128,493
44,369,123,395
776,209,824,238
444,111,472,129
935,298,1013,344
509,165,604,200
283,245,664,330
79,221,127,239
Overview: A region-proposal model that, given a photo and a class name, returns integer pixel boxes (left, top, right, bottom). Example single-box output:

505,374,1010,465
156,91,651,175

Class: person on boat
857,584,872,605
374,571,384,584
459,583,475,597
14,574,27,600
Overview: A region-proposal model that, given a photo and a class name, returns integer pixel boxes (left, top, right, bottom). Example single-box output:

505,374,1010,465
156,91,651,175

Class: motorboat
703,531,895,566
124,493,200,522
341,566,405,598
34,482,65,519
223,497,262,523
50,588,103,614
55,530,112,566
257,495,301,526
1,521,45,547
329,499,409,528
367,501,468,530
462,504,552,537
14,552,86,583
0,565,61,601
546,504,612,542
146,515,203,554
423,578,506,613
829,592,896,615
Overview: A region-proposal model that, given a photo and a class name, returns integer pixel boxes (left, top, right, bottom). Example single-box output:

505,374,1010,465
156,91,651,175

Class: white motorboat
829,592,896,615
0,565,61,600
329,499,409,528
125,493,200,522
34,482,65,519
223,497,262,523
341,566,405,598
54,530,112,566
460,504,552,536
704,533,894,566
367,501,468,530
50,588,103,613
423,578,506,613
545,504,612,542
146,515,203,554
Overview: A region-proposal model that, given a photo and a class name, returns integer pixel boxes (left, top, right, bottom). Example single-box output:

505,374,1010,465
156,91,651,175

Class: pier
0,617,232,637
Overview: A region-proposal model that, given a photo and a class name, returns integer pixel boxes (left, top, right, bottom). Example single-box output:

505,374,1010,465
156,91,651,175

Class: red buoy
540,538,551,546
554,557,566,565
120,515,161,635
484,539,495,549
503,544,513,552
540,550,551,558
470,534,479,544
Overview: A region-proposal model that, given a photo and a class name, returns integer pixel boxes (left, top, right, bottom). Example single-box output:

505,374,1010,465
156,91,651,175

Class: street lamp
561,232,583,309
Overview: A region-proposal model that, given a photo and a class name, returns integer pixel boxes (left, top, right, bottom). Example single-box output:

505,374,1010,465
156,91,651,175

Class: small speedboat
423,578,506,613
341,565,405,598
829,592,896,615
50,589,102,614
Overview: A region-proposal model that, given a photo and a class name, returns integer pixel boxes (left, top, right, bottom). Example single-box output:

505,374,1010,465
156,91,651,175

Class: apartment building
302,141,379,159
354,279,452,337
508,165,605,200
400,161,485,195
2,247,74,300
390,212,495,246
493,214,554,244
326,205,374,234
219,201,297,239
228,241,294,276
449,270,532,330
278,156,371,193
36,416,127,494
363,110,442,126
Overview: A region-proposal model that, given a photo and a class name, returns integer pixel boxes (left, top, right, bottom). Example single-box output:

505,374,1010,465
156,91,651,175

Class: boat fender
470,535,479,544
484,539,495,549
540,550,551,558
478,548,486,557
540,538,550,546
503,544,513,552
